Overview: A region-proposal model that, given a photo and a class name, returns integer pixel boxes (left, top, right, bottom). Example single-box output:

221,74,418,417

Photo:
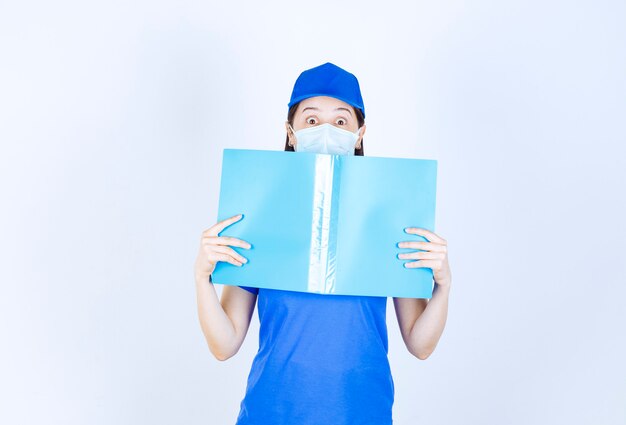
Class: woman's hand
397,228,451,289
195,213,251,282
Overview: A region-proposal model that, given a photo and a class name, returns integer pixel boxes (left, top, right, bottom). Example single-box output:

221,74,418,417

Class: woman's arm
393,283,450,360
393,227,451,360
195,275,257,361
194,214,255,361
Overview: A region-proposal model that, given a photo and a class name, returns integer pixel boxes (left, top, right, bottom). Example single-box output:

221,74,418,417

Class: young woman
194,62,452,425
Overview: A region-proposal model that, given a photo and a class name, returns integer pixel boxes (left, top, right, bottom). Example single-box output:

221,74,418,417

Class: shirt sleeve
238,286,259,295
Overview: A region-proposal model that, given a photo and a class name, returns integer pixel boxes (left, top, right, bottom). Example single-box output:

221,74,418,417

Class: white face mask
290,123,361,155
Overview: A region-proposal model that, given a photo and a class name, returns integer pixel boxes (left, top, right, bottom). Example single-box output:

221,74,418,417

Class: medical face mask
290,123,361,155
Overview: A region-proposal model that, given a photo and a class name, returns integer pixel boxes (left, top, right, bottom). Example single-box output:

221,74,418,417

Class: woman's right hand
195,213,251,282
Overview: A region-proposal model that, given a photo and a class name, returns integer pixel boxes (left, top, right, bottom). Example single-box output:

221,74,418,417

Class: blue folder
212,148,437,298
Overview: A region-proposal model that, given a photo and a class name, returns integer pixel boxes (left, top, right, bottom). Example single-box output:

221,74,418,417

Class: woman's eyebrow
335,107,353,117
300,106,353,116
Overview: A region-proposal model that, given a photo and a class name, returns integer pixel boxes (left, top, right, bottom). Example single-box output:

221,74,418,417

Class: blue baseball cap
288,62,365,118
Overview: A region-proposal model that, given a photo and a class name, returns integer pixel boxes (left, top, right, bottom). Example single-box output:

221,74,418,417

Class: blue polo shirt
234,285,394,425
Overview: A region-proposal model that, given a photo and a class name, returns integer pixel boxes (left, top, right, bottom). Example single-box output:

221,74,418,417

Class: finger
208,252,243,267
404,227,446,245
397,241,447,253
397,251,445,261
203,213,244,237
211,244,248,264
203,235,251,249
404,259,441,269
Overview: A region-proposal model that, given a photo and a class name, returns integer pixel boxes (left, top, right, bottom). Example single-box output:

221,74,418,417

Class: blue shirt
235,285,394,425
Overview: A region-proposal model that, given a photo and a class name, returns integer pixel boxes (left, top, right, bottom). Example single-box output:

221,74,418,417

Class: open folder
211,148,438,298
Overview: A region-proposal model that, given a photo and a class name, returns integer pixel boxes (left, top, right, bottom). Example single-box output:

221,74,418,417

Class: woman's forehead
297,96,353,113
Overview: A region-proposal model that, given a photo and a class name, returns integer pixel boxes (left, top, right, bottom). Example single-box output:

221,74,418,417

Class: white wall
1,0,624,423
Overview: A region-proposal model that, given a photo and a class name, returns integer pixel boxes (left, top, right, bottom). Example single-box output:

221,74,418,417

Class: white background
1,0,625,423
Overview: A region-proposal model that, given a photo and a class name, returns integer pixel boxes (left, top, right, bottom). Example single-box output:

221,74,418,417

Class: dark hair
283,102,365,156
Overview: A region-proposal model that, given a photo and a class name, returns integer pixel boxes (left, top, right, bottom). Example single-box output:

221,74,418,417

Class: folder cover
212,149,437,298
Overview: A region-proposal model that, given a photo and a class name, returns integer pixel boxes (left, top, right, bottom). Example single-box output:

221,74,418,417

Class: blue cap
288,62,365,118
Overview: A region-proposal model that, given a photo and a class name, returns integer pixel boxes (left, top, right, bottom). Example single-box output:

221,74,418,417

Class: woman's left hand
397,228,451,289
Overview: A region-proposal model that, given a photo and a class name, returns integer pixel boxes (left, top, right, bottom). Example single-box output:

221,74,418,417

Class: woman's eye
337,119,346,125
307,118,316,125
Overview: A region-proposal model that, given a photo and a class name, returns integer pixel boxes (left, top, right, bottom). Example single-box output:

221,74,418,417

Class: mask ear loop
355,126,363,149
287,123,296,147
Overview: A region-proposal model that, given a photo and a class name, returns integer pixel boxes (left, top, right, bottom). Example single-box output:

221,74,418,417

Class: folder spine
307,154,342,294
